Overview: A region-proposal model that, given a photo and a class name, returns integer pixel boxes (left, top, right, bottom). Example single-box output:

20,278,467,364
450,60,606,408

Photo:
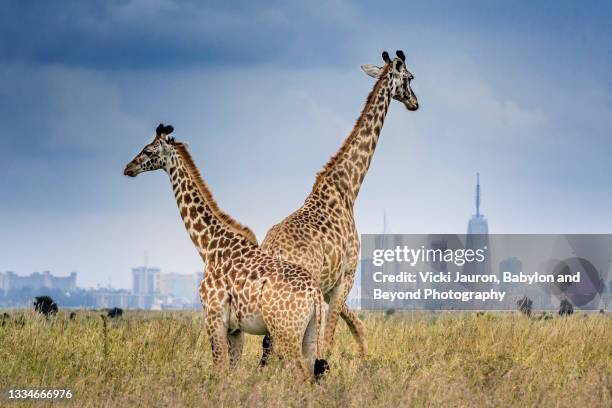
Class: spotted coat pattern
124,127,327,381
261,52,418,358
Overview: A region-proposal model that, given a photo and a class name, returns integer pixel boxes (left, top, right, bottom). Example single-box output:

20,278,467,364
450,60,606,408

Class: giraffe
123,124,329,381
259,50,418,363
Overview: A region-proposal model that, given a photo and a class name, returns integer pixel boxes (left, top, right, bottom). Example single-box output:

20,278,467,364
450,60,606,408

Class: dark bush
558,299,574,316
517,296,533,317
1,312,9,327
33,296,58,317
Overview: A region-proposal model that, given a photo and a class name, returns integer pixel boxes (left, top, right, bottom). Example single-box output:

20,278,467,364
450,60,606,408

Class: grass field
0,310,610,407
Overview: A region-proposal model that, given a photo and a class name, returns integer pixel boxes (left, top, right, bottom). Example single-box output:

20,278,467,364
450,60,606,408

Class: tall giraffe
124,124,329,381
260,50,418,363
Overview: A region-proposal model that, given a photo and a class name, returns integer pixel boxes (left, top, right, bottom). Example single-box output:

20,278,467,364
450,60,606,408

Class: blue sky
1,1,611,288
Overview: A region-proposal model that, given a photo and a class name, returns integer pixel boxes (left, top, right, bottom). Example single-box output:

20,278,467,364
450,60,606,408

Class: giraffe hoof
314,359,330,381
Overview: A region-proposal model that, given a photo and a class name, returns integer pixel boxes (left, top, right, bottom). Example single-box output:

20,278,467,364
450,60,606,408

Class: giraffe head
361,50,418,111
123,124,176,177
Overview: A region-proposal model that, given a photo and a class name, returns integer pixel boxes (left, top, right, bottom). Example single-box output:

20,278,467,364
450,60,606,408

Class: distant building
132,266,160,295
463,173,491,291
92,289,139,309
132,266,160,309
499,257,522,285
499,257,523,307
0,270,76,295
466,173,489,235
159,272,200,302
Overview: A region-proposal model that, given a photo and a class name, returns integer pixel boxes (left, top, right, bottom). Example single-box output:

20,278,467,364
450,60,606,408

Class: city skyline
1,2,612,288
0,266,203,310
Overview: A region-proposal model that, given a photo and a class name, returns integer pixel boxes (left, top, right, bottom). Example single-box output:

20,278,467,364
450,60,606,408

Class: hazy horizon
1,1,612,288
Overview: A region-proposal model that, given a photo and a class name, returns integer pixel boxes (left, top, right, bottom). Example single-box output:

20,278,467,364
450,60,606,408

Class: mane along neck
173,143,258,245
313,63,391,192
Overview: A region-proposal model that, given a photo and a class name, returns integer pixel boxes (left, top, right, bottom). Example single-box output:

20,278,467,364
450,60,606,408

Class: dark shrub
517,296,533,317
33,296,58,317
558,299,574,316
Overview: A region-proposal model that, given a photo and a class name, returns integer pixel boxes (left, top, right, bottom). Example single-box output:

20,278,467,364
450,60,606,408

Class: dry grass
0,310,610,407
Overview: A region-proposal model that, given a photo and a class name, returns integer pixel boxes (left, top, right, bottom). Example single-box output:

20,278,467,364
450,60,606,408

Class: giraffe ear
361,64,382,78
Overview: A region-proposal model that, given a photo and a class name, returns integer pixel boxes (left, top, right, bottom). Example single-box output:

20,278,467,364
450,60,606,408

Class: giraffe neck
313,67,392,206
165,144,257,265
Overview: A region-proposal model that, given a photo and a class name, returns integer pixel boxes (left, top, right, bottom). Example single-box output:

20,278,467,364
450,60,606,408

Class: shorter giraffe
124,124,329,381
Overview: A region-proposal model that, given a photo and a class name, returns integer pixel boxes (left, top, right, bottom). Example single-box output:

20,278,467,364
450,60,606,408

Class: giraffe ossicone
124,124,329,382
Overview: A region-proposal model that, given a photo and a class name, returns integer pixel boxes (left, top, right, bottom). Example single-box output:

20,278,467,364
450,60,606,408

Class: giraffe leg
261,298,312,381
340,303,368,356
205,312,229,369
273,329,311,382
301,309,318,373
228,330,244,367
323,279,346,354
259,334,274,367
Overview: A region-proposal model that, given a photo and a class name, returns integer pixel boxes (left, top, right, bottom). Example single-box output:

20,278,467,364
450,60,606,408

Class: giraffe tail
313,288,329,381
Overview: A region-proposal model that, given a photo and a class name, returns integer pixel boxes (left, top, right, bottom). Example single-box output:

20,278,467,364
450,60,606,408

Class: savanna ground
0,310,610,407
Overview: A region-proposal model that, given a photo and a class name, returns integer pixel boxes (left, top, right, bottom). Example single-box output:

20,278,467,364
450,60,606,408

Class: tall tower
467,172,489,235
476,172,481,217
463,173,491,299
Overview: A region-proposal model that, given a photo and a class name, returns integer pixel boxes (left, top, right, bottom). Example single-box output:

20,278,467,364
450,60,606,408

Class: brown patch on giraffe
199,235,208,248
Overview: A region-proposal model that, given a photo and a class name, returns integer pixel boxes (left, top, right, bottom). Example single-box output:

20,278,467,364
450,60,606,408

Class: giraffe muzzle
123,164,139,177
404,97,419,111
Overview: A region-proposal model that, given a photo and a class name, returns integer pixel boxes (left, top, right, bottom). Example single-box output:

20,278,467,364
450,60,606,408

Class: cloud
2,1,612,286
0,0,362,69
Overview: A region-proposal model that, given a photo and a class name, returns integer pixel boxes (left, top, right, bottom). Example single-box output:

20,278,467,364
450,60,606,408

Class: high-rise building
467,173,489,235
132,266,160,309
499,257,523,304
132,266,160,295
463,173,491,294
158,272,200,302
